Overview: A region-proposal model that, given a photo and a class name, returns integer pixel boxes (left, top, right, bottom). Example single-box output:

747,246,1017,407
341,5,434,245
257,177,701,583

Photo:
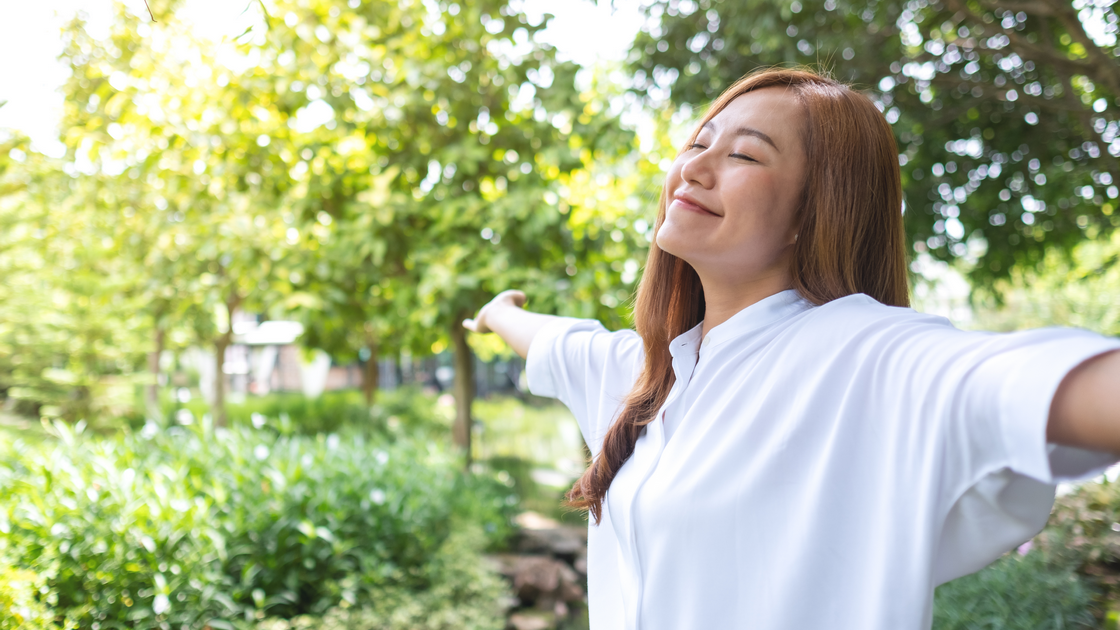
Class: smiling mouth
672,196,720,217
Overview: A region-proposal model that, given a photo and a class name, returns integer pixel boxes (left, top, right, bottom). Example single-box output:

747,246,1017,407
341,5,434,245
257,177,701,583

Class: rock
508,610,556,630
491,554,585,605
573,554,588,575
498,512,591,628
516,525,586,556
514,511,562,530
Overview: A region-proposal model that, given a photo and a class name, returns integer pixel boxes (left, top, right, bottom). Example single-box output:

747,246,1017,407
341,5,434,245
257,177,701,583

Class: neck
698,267,793,339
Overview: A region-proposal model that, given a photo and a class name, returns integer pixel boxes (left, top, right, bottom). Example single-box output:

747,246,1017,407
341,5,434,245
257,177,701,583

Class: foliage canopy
631,0,1119,287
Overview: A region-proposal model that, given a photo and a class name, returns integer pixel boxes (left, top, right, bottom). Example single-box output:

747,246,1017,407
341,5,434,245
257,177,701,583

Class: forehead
702,87,802,147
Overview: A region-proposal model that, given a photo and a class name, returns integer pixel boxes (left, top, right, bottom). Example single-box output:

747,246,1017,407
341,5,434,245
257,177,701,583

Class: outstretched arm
1048,349,1120,452
462,290,560,359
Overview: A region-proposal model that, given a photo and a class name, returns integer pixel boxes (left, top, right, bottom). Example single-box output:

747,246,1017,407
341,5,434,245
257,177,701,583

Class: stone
508,610,556,630
515,525,586,556
492,554,585,605
514,511,562,530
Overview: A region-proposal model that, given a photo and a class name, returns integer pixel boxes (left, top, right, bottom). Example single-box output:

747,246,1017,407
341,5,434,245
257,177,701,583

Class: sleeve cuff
525,317,585,399
996,335,1120,483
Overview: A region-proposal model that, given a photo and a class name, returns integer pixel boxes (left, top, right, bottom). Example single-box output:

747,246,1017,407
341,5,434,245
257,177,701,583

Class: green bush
1036,478,1120,619
226,390,374,434
256,525,510,630
0,562,73,630
162,387,452,438
162,390,372,435
933,550,1097,629
0,418,516,628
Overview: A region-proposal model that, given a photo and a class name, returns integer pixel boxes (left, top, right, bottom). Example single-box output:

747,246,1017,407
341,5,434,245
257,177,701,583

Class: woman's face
656,87,808,287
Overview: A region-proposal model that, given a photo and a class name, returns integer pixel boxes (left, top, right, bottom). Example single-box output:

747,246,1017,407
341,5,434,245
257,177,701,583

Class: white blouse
526,289,1120,630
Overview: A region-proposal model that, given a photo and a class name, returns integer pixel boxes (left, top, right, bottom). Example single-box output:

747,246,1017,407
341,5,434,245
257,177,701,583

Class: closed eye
688,144,757,162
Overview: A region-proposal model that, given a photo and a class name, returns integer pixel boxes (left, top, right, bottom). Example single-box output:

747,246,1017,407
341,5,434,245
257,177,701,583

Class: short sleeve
959,328,1120,484
525,317,644,456
929,326,1120,583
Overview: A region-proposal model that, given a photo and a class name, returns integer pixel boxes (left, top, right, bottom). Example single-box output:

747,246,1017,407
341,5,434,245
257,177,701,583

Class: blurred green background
1,0,1118,627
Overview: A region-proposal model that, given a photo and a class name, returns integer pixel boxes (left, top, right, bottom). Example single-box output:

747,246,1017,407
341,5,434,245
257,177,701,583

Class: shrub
256,525,510,630
932,548,1097,629
0,418,516,628
227,390,374,434
1037,478,1120,617
0,562,73,630
162,388,452,438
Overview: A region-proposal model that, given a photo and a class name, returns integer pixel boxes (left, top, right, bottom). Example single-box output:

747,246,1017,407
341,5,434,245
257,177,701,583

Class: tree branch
928,74,1089,115
1003,30,1099,75
1041,0,1120,95
946,0,1118,94
980,0,1056,17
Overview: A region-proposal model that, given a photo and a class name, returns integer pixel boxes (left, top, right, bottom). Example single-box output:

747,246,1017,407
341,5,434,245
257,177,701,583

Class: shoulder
784,293,982,364
526,317,644,400
803,293,952,332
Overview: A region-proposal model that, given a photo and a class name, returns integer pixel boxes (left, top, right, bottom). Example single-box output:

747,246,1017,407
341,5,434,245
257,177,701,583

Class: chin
655,227,700,264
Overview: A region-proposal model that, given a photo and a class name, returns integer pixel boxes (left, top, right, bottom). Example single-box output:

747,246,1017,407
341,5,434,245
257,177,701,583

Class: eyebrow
702,121,781,153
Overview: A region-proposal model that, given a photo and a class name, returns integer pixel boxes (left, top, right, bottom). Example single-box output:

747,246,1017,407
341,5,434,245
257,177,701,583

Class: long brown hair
565,67,910,524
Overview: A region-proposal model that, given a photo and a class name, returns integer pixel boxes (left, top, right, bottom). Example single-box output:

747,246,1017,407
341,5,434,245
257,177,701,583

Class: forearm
485,304,560,359
1048,349,1120,452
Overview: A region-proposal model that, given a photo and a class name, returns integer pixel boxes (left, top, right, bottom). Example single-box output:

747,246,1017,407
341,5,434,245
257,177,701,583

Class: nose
678,144,715,189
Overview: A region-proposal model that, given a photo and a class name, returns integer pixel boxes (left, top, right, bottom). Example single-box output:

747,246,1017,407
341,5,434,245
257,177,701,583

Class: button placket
627,400,666,630
629,348,696,629
607,388,673,630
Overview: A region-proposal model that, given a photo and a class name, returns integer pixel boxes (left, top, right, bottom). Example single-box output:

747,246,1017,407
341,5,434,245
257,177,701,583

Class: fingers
466,289,525,336
496,289,526,307
463,318,490,334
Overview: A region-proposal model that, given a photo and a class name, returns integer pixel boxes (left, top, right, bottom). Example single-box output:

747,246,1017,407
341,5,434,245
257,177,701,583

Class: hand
463,290,526,334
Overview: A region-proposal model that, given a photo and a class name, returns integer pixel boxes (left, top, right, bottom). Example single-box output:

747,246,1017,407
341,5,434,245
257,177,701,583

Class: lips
672,192,720,217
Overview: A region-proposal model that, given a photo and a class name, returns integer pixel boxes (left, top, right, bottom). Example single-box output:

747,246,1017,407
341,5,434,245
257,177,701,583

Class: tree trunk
450,320,474,466
147,327,165,418
362,354,380,406
213,291,240,427
214,331,231,427
361,326,379,407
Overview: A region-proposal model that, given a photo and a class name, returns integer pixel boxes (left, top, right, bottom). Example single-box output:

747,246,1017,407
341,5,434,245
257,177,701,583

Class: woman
463,68,1120,629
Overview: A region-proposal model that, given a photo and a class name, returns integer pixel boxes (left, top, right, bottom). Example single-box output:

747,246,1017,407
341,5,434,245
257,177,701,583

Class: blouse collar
668,289,813,357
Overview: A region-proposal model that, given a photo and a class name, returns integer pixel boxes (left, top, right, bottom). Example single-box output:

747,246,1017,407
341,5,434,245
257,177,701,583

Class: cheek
714,179,798,258
665,159,685,190
734,171,798,229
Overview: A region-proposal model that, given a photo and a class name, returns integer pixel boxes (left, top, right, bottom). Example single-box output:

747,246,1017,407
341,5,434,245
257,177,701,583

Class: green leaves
0,561,74,630
932,551,1096,629
1,0,656,422
632,0,1119,287
0,146,152,422
0,418,516,626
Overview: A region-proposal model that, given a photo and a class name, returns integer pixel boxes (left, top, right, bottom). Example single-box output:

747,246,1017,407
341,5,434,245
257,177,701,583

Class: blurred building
183,314,525,403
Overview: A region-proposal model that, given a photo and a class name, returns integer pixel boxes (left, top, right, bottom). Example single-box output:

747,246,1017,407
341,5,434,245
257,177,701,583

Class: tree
50,0,647,448
629,0,1118,287
0,135,151,422
291,167,413,408
226,0,645,458
58,6,301,425
970,228,1120,334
